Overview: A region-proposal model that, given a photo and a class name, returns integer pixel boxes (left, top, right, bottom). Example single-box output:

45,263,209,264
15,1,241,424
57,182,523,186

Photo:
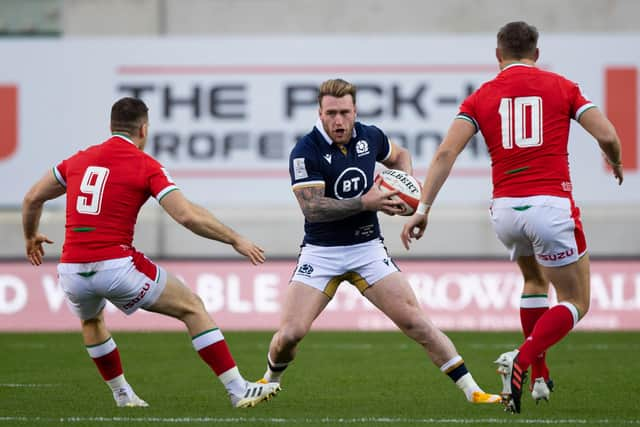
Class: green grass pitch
1,331,639,426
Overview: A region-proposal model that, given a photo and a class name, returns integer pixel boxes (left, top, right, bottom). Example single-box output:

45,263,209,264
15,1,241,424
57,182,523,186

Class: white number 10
76,166,110,215
498,96,543,149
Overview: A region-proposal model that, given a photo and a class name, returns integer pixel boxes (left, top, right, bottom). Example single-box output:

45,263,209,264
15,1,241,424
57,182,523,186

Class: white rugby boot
229,381,281,408
114,386,149,407
531,377,554,403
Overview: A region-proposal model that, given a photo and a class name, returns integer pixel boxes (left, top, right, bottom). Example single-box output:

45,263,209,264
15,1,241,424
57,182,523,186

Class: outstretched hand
400,214,428,250
611,163,624,185
25,233,53,266
603,153,624,185
361,179,405,216
232,236,266,265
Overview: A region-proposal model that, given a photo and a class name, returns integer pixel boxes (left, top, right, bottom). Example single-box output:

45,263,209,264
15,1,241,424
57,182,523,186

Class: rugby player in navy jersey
258,78,500,405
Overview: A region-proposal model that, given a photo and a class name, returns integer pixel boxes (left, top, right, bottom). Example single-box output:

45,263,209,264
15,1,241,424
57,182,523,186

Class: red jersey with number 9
53,135,178,262
457,64,595,199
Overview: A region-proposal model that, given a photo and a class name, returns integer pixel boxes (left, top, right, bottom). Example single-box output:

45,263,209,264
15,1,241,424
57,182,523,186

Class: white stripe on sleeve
53,167,67,187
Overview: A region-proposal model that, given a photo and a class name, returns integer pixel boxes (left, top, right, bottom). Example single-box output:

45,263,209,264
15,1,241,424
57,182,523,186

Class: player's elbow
178,211,200,230
581,109,620,150
302,207,321,223
171,205,199,229
22,188,44,210
178,216,196,231
394,145,411,163
433,147,458,165
22,193,35,209
385,145,412,173
597,131,620,151
163,195,201,229
301,201,329,223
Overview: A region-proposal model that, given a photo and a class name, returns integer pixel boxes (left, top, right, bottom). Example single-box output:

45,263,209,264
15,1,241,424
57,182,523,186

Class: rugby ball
377,169,422,216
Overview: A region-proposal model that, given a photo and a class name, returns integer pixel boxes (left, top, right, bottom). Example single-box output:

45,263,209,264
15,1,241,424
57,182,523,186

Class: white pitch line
0,383,59,388
245,341,640,352
1,417,639,425
253,342,640,352
469,343,640,351
307,343,376,350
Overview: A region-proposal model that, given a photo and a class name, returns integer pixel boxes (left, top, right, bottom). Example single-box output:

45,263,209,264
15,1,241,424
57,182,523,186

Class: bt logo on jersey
334,167,367,199
0,85,18,162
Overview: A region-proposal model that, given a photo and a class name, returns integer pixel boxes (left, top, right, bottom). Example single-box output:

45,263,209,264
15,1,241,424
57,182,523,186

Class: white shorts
291,239,399,297
57,252,167,320
490,195,587,267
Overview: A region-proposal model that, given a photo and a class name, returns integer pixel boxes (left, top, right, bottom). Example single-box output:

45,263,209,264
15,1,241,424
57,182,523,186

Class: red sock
520,298,549,381
86,338,123,381
518,303,577,370
197,340,237,376
192,328,237,377
531,352,549,383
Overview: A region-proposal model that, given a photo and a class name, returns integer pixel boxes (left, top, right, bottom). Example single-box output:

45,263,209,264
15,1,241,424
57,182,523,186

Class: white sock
218,366,246,396
106,374,129,393
455,373,482,402
263,353,288,383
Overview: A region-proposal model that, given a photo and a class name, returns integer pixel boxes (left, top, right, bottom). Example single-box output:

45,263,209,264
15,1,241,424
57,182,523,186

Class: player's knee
81,316,104,329
578,299,590,318
185,292,207,315
563,298,589,322
397,311,429,338
172,291,207,320
526,276,548,292
278,324,308,346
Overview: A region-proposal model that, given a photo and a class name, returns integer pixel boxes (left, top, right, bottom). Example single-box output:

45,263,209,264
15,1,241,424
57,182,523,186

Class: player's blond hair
318,78,356,107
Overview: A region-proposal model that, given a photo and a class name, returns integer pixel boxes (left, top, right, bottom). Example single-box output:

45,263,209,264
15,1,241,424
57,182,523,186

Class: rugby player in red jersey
22,97,280,408
401,22,623,414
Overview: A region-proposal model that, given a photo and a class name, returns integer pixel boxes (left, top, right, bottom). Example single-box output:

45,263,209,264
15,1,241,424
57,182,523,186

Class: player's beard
329,123,353,144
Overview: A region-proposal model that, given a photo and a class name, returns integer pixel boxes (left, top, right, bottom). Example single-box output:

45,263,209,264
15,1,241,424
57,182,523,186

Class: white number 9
76,166,110,215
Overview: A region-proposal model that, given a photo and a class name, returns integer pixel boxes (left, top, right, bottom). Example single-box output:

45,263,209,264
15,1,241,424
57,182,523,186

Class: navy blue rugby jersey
289,119,392,246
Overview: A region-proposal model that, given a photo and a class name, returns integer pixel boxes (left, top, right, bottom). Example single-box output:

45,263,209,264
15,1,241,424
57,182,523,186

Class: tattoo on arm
294,186,363,223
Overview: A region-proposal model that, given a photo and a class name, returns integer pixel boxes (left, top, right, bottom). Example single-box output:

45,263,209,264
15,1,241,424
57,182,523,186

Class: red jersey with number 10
53,135,178,263
457,64,595,199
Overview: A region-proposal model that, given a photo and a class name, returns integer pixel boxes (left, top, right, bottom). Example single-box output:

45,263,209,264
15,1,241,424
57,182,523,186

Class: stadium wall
60,0,640,35
0,35,638,258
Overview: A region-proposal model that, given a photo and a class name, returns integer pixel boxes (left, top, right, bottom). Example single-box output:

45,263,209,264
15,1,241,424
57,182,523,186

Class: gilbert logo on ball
377,169,422,216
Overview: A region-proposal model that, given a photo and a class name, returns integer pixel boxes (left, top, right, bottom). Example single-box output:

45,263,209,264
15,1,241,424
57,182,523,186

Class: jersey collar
501,63,534,73
314,118,357,146
111,133,136,145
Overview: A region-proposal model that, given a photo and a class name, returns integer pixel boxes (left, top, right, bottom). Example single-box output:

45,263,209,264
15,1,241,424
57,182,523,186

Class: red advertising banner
0,85,18,162
0,260,638,331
